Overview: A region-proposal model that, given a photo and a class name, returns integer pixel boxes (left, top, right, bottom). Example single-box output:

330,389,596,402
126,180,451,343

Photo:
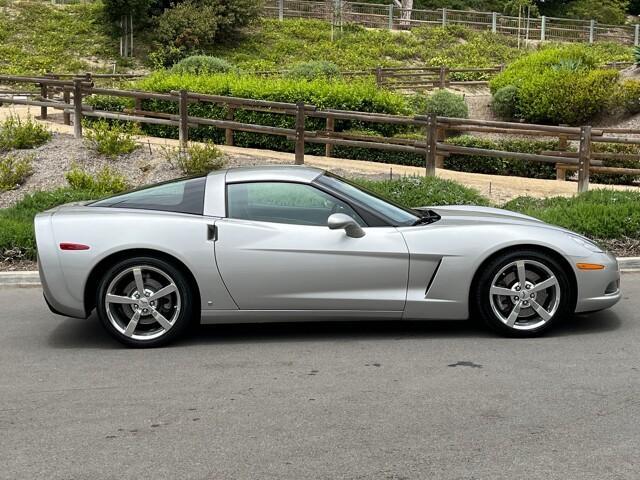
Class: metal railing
264,0,640,46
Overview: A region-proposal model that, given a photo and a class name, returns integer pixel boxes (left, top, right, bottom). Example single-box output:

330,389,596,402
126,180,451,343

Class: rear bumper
573,251,621,313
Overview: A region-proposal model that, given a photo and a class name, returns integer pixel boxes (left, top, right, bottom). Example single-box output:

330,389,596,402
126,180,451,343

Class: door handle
207,224,217,241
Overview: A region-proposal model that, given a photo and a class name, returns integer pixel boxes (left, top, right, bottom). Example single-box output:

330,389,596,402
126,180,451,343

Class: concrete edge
2,257,640,287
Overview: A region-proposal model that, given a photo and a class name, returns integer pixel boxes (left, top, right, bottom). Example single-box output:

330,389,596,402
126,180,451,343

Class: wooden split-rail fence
2,74,640,193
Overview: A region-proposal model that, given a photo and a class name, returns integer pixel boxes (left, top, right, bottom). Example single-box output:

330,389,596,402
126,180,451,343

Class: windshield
317,173,420,226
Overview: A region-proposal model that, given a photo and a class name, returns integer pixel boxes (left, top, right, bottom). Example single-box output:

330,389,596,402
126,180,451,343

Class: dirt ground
1,105,639,209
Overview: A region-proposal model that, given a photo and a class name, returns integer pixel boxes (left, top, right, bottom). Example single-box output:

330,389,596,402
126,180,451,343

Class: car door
214,181,409,312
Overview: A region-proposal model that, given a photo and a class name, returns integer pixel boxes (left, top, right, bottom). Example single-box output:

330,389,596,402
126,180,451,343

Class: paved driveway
1,275,639,480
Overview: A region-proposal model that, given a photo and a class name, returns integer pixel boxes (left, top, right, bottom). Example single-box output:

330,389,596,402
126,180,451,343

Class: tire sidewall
474,250,572,337
96,256,194,347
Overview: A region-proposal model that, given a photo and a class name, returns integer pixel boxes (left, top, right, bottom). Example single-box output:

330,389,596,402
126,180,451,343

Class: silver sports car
35,166,621,347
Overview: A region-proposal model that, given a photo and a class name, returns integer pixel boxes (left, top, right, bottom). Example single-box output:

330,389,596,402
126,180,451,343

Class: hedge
490,45,620,125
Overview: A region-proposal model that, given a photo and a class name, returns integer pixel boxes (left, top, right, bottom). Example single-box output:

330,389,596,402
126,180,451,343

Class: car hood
417,205,568,232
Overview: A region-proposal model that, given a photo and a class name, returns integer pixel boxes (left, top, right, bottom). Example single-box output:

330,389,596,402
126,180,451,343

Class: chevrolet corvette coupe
35,166,621,347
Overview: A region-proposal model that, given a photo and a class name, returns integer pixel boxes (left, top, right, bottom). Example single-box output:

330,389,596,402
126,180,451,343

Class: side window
227,182,365,226
90,177,206,215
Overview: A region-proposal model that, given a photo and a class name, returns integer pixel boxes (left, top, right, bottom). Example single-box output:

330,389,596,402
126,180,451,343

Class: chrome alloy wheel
104,265,181,341
489,259,560,331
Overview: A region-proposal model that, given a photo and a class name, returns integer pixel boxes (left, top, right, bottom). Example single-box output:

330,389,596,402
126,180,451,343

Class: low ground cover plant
84,120,140,158
0,113,51,151
0,154,34,192
171,56,237,75
162,142,226,175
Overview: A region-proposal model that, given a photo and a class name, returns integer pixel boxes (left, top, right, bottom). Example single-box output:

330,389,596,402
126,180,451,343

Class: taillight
59,243,90,251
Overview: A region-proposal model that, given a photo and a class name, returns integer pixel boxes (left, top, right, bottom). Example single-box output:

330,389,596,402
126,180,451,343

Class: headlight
569,235,604,253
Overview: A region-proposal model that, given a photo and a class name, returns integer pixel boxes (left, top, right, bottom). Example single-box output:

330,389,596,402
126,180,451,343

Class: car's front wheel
96,256,194,347
473,249,572,337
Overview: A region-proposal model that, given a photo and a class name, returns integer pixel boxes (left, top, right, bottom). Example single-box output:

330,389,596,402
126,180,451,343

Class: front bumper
573,251,621,313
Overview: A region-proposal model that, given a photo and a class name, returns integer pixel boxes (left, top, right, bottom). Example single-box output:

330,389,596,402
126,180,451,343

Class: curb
2,258,640,287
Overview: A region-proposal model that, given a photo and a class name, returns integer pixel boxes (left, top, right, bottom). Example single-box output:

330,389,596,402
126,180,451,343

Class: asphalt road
1,276,639,480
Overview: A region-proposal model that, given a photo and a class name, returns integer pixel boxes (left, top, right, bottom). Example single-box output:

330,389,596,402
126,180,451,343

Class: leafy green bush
565,0,627,25
504,190,640,240
65,165,129,195
0,113,51,150
84,120,140,158
286,61,341,80
152,0,261,67
162,142,226,175
355,176,490,208
422,90,469,118
590,143,640,185
490,45,620,125
444,136,559,179
172,56,237,75
616,79,640,114
0,154,33,192
491,85,519,119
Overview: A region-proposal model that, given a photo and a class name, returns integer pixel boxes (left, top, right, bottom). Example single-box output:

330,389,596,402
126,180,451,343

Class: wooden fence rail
2,75,640,192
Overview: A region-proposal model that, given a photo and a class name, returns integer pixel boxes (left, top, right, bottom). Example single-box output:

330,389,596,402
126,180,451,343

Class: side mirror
327,213,365,238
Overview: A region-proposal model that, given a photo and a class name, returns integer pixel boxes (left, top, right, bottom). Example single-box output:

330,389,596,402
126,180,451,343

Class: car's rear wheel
96,256,193,347
473,250,572,337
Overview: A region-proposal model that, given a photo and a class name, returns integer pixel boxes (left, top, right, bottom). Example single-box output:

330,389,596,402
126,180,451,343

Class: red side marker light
59,243,90,251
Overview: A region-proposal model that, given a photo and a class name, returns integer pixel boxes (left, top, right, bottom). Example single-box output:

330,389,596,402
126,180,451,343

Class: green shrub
0,113,51,150
491,85,519,119
490,45,620,125
444,136,558,179
85,95,134,112
565,0,627,25
286,61,341,80
152,0,261,67
504,190,640,240
65,165,129,195
172,55,237,75
590,143,640,185
616,79,640,115
0,154,33,192
354,176,490,208
422,89,469,118
84,120,140,158
162,141,226,175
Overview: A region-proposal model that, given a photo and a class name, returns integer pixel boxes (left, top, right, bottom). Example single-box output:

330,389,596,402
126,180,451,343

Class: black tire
473,249,573,337
96,256,194,347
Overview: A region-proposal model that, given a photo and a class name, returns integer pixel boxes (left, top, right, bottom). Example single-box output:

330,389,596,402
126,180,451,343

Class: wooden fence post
375,66,383,87
491,12,497,33
635,24,639,47
435,126,445,168
540,16,546,41
178,89,189,149
325,116,334,157
225,106,235,146
388,3,393,30
439,66,447,88
73,79,83,139
425,113,437,176
294,102,305,165
442,8,447,27
556,132,568,181
278,0,284,21
589,19,595,44
577,125,591,192
63,87,71,125
39,81,48,119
